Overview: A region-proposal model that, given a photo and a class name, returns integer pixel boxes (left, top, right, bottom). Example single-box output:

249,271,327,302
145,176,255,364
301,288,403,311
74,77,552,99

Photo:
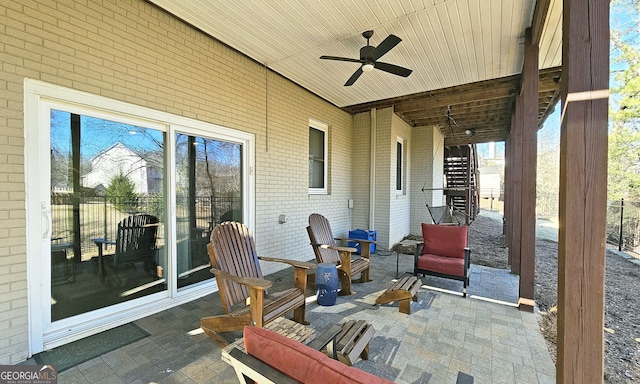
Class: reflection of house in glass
81,142,162,194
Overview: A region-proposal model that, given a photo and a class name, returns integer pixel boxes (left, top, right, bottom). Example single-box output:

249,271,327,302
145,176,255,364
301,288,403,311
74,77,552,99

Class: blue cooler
348,229,377,254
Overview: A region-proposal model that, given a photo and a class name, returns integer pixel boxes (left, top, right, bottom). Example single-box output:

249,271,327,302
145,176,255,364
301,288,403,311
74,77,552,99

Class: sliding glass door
174,133,242,289
49,110,168,321
25,80,254,353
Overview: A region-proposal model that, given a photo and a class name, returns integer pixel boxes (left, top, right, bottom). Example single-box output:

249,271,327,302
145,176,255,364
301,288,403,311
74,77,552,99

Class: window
309,120,328,194
396,138,404,191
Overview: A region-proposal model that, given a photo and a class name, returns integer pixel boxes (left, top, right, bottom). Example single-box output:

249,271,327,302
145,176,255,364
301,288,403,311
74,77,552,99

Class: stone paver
47,246,556,383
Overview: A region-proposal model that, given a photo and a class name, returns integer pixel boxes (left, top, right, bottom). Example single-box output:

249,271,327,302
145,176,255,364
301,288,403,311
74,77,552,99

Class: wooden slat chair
201,221,315,346
92,213,159,288
307,213,372,296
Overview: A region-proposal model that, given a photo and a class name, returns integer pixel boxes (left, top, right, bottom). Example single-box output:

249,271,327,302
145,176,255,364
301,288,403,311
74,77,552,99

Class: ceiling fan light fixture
362,63,375,72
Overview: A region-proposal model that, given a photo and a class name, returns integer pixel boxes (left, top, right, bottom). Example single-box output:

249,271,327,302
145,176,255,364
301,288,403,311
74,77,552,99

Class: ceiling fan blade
319,55,363,64
344,67,364,86
374,62,412,77
372,34,401,60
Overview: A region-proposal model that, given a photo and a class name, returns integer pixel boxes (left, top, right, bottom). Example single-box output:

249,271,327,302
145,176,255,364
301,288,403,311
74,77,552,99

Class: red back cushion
243,326,393,384
421,223,468,259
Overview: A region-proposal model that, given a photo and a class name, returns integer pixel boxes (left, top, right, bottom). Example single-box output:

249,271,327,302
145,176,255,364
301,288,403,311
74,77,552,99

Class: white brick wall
351,113,372,230
350,107,412,250
410,126,445,235
388,113,412,249
372,108,392,248
0,0,352,363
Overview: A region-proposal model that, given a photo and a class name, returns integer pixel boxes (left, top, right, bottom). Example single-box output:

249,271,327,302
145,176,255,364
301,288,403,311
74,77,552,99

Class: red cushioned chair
414,223,471,297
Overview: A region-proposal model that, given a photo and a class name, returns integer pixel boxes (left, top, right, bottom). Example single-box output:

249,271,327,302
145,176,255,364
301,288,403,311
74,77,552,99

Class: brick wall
410,126,445,235
388,113,412,248
351,112,371,230
0,0,352,363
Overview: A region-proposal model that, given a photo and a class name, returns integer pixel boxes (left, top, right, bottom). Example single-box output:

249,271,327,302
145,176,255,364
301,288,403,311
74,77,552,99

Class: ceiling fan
320,30,413,86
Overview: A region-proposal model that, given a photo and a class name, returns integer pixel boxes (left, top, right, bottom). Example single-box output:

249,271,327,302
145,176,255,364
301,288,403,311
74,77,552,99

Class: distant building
478,166,502,199
81,142,161,194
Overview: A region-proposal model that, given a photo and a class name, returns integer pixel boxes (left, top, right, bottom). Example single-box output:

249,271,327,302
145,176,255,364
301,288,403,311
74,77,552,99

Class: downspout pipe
369,108,376,230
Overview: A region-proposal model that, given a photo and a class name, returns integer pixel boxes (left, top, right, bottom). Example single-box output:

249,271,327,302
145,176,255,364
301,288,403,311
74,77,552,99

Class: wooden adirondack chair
200,221,315,346
92,213,159,288
306,213,372,296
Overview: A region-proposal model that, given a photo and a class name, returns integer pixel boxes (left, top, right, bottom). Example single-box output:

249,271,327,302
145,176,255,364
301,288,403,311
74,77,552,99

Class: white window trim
308,119,328,195
24,79,255,354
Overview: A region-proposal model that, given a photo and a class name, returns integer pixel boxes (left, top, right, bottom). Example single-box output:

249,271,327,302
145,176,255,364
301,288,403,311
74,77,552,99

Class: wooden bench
325,320,374,366
375,275,422,314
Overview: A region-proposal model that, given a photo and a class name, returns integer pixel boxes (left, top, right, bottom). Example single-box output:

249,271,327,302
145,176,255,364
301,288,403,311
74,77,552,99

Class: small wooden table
326,319,374,366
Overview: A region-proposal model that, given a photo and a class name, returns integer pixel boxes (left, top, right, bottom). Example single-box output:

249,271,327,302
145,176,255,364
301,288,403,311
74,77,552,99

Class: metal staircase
443,145,480,225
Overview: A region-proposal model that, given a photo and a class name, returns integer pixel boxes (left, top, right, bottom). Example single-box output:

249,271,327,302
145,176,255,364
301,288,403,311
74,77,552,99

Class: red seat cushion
417,254,465,276
244,326,393,384
421,223,468,259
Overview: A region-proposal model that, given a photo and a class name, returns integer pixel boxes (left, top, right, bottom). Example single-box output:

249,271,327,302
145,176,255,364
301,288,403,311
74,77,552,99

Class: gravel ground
469,211,640,383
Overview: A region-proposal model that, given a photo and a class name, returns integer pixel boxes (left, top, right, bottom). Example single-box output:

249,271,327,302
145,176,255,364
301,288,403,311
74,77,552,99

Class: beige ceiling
148,0,562,145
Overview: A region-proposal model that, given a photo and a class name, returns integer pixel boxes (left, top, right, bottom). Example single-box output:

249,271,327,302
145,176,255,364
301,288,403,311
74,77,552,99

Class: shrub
106,173,139,212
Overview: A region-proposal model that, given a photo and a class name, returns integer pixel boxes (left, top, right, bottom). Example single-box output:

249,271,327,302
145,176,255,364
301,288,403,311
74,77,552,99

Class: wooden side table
325,320,374,366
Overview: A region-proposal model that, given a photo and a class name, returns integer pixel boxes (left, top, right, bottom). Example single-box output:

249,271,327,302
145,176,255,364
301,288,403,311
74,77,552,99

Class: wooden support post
557,0,608,382
504,131,512,258
518,28,538,312
510,95,523,275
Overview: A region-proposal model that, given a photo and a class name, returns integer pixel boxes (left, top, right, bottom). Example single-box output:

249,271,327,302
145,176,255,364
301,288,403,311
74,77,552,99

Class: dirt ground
469,212,640,383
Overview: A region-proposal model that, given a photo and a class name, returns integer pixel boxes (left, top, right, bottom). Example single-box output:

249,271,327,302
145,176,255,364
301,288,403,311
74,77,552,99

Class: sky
50,109,164,159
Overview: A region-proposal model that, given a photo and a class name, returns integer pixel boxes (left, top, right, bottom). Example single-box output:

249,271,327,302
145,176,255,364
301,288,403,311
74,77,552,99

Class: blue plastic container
315,263,338,306
348,229,377,254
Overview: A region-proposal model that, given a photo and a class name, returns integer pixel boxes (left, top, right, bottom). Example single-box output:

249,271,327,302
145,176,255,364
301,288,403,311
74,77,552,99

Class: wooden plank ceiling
148,0,563,146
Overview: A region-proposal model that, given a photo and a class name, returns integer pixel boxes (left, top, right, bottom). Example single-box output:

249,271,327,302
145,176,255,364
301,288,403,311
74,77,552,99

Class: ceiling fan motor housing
360,45,375,62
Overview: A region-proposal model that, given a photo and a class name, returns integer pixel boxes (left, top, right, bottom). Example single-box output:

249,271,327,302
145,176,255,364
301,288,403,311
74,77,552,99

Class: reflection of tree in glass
175,134,242,225
201,139,241,197
175,134,241,198
50,110,165,193
107,173,139,213
80,116,163,158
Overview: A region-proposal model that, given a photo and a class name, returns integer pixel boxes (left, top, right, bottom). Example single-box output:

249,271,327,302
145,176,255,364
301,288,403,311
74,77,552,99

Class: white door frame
24,79,255,355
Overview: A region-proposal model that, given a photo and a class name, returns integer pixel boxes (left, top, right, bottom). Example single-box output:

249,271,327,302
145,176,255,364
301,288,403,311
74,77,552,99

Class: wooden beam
557,0,608,382
405,105,513,122
510,94,523,275
518,28,538,313
412,112,513,129
505,129,513,263
345,74,520,114
401,98,513,119
531,0,552,46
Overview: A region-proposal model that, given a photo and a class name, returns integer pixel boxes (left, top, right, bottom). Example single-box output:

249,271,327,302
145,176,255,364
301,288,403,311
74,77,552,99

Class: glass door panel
50,110,167,321
175,133,242,289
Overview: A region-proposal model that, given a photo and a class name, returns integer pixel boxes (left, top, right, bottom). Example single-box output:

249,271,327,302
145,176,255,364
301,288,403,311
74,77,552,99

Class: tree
106,173,139,212
608,126,640,200
609,0,640,200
